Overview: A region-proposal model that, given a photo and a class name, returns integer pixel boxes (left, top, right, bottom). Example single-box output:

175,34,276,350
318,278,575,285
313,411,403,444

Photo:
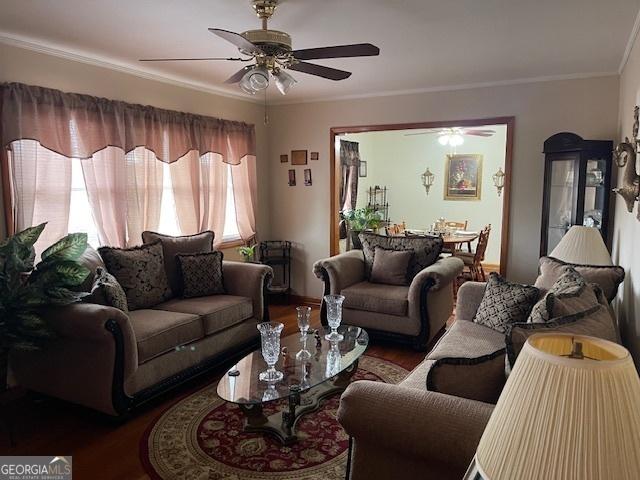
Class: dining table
404,229,479,253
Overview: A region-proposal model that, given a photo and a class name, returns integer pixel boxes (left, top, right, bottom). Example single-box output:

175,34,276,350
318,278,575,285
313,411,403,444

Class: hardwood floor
1,304,426,479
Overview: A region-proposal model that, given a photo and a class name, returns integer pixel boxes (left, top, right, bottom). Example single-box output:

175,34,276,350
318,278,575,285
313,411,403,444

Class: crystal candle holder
324,294,345,342
257,322,284,382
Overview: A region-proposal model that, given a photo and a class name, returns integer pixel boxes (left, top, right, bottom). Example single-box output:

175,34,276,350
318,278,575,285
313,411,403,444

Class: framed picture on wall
291,150,308,165
310,151,319,161
359,161,367,177
304,168,312,186
280,154,288,163
288,169,296,186
444,154,483,200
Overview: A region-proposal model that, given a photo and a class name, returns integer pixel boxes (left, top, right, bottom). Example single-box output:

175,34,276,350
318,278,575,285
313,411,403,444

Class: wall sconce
492,167,506,197
613,106,640,219
421,167,435,195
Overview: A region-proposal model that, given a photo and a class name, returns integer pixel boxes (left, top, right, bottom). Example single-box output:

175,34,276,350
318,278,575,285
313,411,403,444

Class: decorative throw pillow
176,251,225,298
98,241,172,310
506,304,618,372
473,273,539,333
370,247,413,285
85,267,129,313
535,256,625,303
528,267,600,323
141,230,214,295
359,232,443,281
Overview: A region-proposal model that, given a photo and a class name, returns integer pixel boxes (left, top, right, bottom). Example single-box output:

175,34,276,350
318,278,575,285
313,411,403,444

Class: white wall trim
0,32,261,104
0,31,619,108
269,71,619,106
619,7,640,74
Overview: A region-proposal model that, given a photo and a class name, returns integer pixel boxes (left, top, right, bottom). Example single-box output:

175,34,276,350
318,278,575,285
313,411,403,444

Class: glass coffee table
217,325,369,445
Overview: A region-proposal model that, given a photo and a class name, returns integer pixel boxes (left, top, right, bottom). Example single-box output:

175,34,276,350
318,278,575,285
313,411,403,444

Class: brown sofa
10,253,272,417
338,273,622,480
313,250,463,350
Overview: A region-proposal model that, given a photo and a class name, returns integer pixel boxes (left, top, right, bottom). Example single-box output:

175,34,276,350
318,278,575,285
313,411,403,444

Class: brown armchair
313,250,463,350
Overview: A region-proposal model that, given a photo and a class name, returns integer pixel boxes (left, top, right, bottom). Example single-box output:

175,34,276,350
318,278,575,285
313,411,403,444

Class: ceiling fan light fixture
240,65,269,93
449,134,464,146
273,69,297,95
438,135,450,146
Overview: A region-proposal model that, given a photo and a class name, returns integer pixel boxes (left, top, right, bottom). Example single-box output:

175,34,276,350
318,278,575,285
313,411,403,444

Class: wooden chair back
474,224,492,262
445,220,468,230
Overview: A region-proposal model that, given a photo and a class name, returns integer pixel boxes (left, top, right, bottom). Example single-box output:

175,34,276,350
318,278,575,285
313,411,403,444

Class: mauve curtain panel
0,82,257,246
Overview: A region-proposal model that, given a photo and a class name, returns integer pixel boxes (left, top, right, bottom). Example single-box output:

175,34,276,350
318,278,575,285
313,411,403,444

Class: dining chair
457,224,492,282
442,220,470,253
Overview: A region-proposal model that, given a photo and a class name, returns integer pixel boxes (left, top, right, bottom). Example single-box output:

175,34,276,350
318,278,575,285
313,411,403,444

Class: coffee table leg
238,403,268,428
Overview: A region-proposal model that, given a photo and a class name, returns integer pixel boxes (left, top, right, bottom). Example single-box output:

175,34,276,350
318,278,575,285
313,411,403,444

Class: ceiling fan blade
208,28,262,55
224,66,253,84
292,43,380,60
464,129,496,135
403,132,435,136
288,61,351,81
139,57,245,62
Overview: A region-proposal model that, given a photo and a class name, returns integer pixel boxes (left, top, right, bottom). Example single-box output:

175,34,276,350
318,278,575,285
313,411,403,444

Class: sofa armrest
338,381,493,477
407,257,463,347
313,250,365,294
223,261,273,322
455,281,487,321
10,302,138,416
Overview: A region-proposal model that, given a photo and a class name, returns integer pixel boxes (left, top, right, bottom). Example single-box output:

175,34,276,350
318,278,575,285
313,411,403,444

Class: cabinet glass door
547,157,575,253
582,158,607,230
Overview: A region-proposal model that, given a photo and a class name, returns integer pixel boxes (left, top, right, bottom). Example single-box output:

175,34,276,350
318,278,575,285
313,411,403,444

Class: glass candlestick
296,305,311,337
257,322,284,382
324,294,345,342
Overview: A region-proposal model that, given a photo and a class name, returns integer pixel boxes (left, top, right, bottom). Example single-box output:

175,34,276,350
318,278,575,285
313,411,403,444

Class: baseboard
289,295,321,306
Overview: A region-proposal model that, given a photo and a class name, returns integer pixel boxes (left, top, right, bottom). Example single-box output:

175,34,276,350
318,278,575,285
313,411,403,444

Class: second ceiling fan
140,0,380,95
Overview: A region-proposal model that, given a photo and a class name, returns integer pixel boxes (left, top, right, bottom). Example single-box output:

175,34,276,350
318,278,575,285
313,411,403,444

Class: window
67,155,241,248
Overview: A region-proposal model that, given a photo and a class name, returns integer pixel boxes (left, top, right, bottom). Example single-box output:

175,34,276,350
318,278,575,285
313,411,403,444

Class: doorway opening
330,117,514,276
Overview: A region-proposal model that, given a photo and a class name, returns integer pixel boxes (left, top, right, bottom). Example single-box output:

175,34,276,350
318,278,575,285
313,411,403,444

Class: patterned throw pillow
473,273,539,333
528,267,600,323
176,251,225,298
535,256,625,303
359,232,443,281
141,230,214,296
370,247,413,285
85,267,129,313
98,241,172,310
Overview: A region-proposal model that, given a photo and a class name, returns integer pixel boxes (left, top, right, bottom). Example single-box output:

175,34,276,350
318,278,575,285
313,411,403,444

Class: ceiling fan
139,0,380,96
404,127,496,146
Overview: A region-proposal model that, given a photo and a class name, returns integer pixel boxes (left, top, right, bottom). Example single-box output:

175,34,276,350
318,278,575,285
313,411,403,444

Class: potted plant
343,207,383,249
0,223,90,391
237,245,256,263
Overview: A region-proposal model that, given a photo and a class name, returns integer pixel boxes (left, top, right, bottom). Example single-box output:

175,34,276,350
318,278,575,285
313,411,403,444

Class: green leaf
13,223,46,249
35,261,90,287
40,233,88,263
45,287,88,305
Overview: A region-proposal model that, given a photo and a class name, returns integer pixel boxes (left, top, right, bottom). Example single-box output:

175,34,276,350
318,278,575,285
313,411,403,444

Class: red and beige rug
140,355,408,480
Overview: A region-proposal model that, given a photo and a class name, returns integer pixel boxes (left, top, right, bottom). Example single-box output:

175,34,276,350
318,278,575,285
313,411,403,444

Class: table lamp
550,225,612,265
467,333,640,480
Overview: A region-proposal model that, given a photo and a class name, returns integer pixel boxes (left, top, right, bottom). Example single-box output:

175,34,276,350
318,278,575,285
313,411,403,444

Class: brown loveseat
10,248,272,417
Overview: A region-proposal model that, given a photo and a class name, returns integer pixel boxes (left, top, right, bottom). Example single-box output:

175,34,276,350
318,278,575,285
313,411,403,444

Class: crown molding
268,71,619,106
619,7,640,74
0,32,262,104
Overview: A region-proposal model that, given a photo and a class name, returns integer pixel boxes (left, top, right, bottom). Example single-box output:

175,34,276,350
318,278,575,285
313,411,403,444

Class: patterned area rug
140,355,408,480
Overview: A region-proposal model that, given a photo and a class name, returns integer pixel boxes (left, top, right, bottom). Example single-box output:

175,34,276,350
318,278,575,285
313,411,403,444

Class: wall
0,43,270,253
344,126,506,264
615,31,640,368
268,76,619,298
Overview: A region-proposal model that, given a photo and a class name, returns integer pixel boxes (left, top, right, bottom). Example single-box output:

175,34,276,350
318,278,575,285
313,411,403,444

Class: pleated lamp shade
475,333,640,480
550,225,612,265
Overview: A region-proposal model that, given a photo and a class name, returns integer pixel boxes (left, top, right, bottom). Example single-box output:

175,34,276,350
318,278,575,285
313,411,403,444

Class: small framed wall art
310,151,319,161
304,168,312,186
359,161,367,177
280,154,288,163
444,153,483,200
288,169,296,186
291,150,308,165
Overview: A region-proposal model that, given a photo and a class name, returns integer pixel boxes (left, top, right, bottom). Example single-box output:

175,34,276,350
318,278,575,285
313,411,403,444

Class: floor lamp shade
475,333,640,480
549,225,612,266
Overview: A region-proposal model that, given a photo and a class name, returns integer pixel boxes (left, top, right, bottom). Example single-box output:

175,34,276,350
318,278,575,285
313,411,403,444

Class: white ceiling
1,0,639,104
